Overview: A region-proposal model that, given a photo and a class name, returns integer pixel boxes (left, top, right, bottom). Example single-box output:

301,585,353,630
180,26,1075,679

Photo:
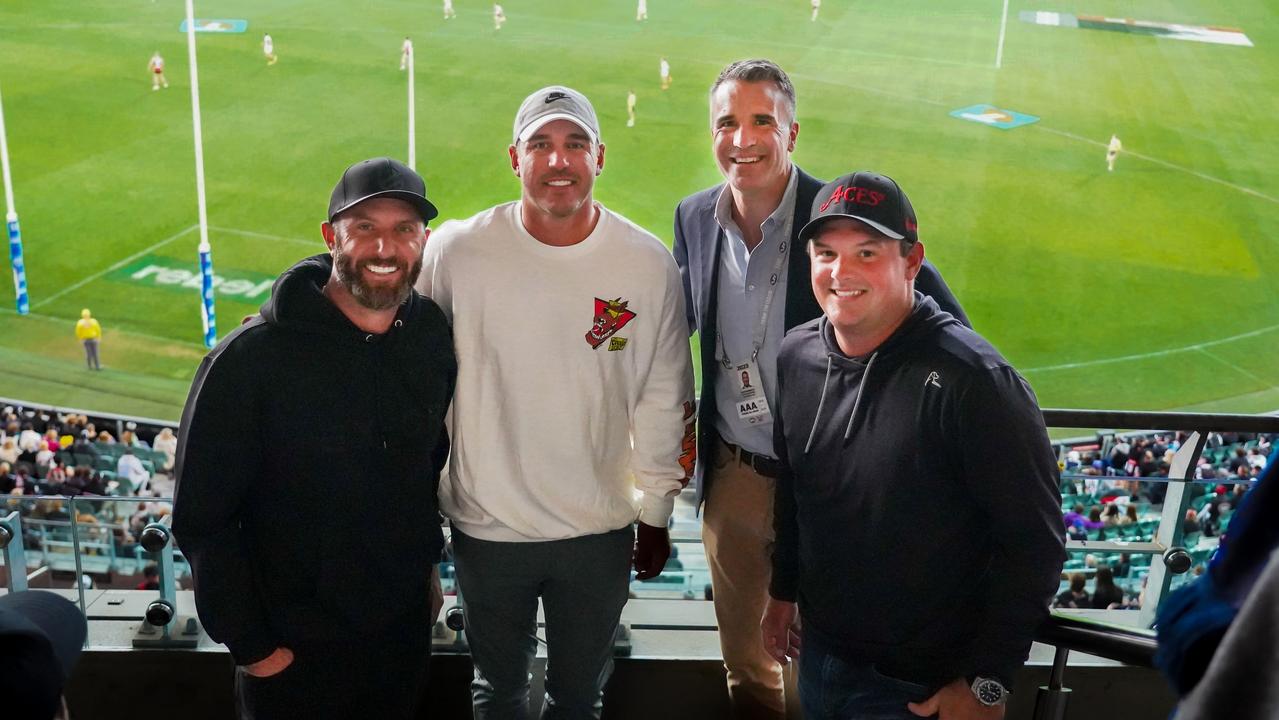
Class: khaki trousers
703,437,794,719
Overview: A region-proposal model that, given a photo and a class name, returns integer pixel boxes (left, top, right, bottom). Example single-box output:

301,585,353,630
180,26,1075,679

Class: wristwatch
970,676,1009,706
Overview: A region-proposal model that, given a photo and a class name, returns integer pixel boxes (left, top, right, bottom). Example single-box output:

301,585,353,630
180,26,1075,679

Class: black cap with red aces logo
798,171,918,245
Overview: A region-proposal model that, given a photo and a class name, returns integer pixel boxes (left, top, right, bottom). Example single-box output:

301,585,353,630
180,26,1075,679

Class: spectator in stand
1121,504,1139,526
1227,448,1249,474
1063,503,1087,530
68,436,98,459
1102,504,1122,526
95,431,115,444
0,437,19,465
1055,573,1090,609
0,462,14,493
44,461,68,493
116,448,150,495
1091,567,1125,609
1139,450,1159,477
1087,507,1105,529
17,423,42,460
153,428,178,471
1183,509,1201,535
136,564,160,591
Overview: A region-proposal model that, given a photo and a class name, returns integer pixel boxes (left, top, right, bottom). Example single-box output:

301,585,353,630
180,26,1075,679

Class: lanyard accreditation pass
715,232,790,426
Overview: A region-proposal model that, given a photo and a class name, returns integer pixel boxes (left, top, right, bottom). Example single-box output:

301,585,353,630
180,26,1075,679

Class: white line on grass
1024,322,1279,373
1035,127,1279,206
208,225,318,248
32,224,199,309
995,0,1010,69
1195,347,1277,390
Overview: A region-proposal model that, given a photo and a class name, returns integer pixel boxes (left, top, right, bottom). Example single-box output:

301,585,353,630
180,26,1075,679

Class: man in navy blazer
672,59,969,719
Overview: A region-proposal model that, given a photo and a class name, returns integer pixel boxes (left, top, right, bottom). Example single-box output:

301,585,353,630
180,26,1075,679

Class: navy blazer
673,166,970,510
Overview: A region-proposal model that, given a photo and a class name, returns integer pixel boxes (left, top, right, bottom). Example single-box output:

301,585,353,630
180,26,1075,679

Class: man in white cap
416,86,695,719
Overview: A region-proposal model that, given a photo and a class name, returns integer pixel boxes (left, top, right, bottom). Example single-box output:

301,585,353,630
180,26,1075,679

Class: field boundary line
208,225,317,248
1024,322,1279,373
995,0,1010,69
1195,347,1276,390
1035,127,1279,206
32,224,199,309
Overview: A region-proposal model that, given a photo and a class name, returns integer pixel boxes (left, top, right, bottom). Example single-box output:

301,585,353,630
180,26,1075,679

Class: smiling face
710,79,798,199
808,217,924,356
509,118,604,222
322,197,427,311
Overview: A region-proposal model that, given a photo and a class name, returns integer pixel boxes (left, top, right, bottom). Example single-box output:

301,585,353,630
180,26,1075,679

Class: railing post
1139,430,1206,628
1033,646,1072,720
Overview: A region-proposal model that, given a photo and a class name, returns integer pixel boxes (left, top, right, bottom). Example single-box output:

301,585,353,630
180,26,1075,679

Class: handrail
1035,612,1157,668
1041,408,1279,433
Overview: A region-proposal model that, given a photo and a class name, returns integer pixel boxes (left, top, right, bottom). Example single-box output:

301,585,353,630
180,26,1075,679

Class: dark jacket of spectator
171,254,456,667
771,296,1065,688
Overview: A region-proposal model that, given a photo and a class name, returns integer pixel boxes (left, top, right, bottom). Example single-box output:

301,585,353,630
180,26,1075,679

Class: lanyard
715,229,791,368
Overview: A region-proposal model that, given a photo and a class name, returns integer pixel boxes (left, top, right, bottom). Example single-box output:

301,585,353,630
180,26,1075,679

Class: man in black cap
0,590,87,719
173,157,457,719
762,172,1064,719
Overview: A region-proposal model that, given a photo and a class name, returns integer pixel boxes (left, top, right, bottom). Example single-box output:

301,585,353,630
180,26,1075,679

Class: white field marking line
0,306,209,349
1035,127,1279,206
207,225,318,248
32,224,199,309
995,0,1011,69
1024,322,1279,373
1195,347,1277,390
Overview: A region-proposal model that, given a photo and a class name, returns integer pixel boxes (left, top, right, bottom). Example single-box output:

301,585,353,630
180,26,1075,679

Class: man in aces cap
763,172,1065,719
173,157,456,719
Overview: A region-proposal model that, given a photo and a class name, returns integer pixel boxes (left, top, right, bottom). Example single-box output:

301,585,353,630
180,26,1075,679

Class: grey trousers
83,339,100,369
452,525,633,720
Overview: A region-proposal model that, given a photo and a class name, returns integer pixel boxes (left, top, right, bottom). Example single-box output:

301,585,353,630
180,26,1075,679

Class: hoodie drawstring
803,355,834,455
844,352,877,440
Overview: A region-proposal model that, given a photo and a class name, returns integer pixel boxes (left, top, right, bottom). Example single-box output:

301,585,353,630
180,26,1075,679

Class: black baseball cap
327,157,439,224
798,171,918,244
0,590,88,719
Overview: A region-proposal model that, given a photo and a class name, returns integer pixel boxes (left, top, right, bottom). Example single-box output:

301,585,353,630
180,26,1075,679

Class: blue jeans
452,526,633,720
799,632,938,720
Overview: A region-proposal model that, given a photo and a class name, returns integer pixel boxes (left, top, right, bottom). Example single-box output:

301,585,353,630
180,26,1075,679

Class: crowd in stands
1052,430,1275,611
1,405,181,574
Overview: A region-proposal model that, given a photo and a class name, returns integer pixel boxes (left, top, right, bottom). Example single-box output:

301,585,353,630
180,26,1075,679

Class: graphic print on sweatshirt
585,297,636,349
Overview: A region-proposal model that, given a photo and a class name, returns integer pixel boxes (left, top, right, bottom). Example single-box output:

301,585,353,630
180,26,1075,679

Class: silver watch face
972,677,1007,706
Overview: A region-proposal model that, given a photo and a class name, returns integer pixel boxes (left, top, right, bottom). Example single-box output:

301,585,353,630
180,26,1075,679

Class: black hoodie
771,294,1064,687
172,254,456,665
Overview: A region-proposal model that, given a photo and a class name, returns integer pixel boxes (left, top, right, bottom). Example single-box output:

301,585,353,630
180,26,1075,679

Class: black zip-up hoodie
172,254,456,665
770,294,1065,687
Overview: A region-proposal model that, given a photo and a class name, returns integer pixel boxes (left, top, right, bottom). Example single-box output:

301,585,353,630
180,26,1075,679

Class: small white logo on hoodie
925,371,941,389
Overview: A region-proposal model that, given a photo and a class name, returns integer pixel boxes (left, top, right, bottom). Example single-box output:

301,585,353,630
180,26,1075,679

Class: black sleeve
171,345,277,666
956,367,1065,686
769,374,801,602
916,259,971,329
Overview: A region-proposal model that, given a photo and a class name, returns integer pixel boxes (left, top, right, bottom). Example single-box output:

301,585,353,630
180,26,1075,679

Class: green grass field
1,0,1277,421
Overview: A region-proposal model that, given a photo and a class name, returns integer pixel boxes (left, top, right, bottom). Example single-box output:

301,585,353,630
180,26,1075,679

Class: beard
332,247,422,311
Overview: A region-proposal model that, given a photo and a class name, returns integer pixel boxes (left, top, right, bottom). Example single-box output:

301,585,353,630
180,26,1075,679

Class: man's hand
760,597,801,665
242,647,293,678
633,521,671,580
429,564,445,625
907,678,1004,719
